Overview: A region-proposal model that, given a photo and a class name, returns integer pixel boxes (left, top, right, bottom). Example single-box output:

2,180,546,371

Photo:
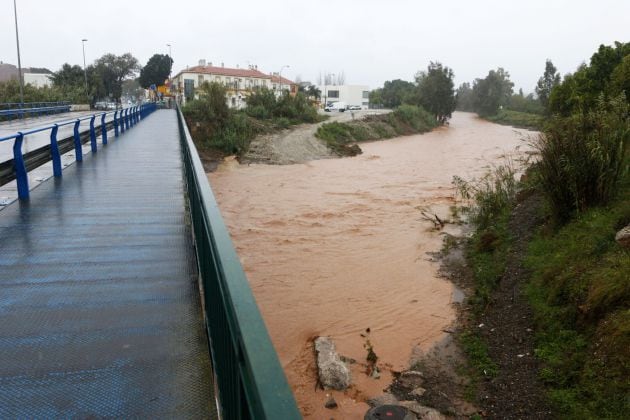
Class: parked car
348,105,361,110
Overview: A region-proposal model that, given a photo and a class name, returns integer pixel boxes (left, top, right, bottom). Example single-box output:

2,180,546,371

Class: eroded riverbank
207,112,534,418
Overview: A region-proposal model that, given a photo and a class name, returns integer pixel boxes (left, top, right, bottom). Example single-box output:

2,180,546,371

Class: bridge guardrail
0,103,157,199
176,105,301,420
0,101,72,121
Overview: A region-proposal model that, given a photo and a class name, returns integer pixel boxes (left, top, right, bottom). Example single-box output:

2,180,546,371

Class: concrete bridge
0,105,300,419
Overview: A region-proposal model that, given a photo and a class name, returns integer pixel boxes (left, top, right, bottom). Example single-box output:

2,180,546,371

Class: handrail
0,103,157,199
176,105,301,419
0,103,72,121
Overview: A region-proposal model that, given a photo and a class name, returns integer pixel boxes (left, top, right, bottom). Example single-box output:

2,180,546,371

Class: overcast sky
1,0,628,92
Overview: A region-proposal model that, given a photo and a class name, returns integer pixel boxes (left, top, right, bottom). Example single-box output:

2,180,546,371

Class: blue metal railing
0,101,72,121
176,105,301,419
0,103,156,200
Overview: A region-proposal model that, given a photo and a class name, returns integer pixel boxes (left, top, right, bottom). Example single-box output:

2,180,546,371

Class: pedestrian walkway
0,109,216,418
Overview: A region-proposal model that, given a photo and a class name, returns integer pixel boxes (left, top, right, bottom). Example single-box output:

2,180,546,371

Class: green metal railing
176,106,301,420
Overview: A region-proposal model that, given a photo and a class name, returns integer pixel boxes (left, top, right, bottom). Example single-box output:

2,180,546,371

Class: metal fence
0,101,72,121
175,106,301,420
0,103,156,199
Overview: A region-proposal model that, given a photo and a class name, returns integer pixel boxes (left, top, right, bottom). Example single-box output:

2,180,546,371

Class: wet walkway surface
0,110,215,418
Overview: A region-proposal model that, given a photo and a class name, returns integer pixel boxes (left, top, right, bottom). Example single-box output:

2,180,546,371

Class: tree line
0,53,173,105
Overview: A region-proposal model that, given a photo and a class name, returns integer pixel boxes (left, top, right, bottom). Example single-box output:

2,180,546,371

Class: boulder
615,225,630,248
315,337,351,390
399,401,446,420
367,393,399,407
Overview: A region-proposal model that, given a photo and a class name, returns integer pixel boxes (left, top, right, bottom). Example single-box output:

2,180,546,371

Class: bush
246,88,317,123
315,105,438,157
453,163,519,230
486,109,545,130
534,93,629,222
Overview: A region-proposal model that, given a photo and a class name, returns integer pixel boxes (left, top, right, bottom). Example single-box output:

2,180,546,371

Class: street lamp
278,64,289,95
12,0,24,107
82,39,88,103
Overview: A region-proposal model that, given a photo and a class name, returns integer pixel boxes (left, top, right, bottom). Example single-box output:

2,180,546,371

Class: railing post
114,110,119,137
125,109,130,130
130,107,136,127
135,106,139,124
13,132,29,200
89,115,97,153
120,110,126,134
101,113,108,145
73,119,83,162
50,124,62,177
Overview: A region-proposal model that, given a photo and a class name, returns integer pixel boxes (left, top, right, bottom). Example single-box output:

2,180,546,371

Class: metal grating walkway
0,109,216,418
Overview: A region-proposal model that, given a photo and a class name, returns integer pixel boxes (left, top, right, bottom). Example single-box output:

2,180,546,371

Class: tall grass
534,93,629,222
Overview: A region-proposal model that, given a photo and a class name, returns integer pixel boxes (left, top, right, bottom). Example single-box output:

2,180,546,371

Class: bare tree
336,71,346,85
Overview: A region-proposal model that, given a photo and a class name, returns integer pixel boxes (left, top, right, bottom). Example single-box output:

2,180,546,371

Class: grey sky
1,0,628,93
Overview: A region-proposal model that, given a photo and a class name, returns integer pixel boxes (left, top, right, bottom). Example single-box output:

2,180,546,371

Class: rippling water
208,112,534,418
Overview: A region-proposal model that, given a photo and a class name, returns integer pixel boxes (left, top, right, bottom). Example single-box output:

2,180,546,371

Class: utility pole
13,0,24,107
82,39,88,103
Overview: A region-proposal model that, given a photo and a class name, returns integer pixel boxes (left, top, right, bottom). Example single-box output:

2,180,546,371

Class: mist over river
208,112,534,418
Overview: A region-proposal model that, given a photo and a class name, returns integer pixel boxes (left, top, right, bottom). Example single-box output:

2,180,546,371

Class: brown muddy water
208,112,534,418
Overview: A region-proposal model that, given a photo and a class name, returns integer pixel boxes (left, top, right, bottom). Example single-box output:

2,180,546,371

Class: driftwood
420,211,446,229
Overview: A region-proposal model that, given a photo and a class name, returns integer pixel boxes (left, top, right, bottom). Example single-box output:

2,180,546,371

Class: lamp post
81,39,88,103
13,0,24,107
278,64,289,95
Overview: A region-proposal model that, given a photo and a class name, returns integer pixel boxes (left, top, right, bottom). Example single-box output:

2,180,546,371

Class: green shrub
453,163,519,230
534,93,629,222
486,109,545,130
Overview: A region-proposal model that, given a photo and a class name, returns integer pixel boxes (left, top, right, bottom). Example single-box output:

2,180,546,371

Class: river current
208,112,534,418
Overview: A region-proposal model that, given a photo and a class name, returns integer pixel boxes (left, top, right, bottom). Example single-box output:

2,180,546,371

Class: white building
23,72,52,88
171,60,297,108
318,84,370,109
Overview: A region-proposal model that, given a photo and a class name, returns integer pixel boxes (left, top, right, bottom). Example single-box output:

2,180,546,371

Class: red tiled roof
180,65,270,79
271,75,295,85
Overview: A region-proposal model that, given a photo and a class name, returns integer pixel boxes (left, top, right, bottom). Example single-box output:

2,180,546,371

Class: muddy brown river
208,112,534,418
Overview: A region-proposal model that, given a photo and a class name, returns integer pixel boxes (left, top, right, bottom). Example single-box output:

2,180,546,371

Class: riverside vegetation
182,82,322,156
314,104,438,156
452,41,629,418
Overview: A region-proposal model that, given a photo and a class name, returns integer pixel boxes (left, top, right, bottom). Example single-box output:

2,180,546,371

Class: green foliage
415,62,456,123
525,180,630,418
51,54,140,103
506,92,545,115
0,79,78,103
246,88,317,123
472,68,514,117
486,109,544,130
534,93,629,222
139,54,173,89
183,83,319,155
459,331,499,379
371,79,416,108
536,60,561,112
456,82,475,112
315,106,437,156
549,41,630,116
453,163,519,230
92,53,140,101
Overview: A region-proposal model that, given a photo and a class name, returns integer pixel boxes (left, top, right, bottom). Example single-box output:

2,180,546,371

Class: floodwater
208,112,534,418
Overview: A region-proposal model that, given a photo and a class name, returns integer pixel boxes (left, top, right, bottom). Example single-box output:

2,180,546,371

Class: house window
197,75,203,86
184,79,195,101
328,90,339,98
362,101,369,106
227,77,232,85
362,91,369,98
